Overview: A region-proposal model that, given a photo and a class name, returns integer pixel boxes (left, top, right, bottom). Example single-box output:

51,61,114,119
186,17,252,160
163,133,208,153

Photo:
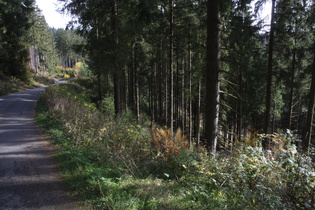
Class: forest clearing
1,0,315,209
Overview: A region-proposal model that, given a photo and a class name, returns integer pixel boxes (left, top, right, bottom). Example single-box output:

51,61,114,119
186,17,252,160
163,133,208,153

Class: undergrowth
0,72,56,96
36,81,315,209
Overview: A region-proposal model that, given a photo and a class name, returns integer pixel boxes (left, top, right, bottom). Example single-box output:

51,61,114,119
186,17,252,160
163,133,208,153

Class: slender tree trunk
205,0,220,153
297,96,302,136
114,71,122,116
197,80,201,145
287,48,296,129
159,37,163,123
176,51,180,129
149,73,153,124
153,63,157,123
111,0,123,116
237,67,242,142
165,65,169,127
96,19,102,102
129,42,136,115
189,50,193,146
263,0,276,135
158,62,163,124
263,0,276,149
133,44,140,121
97,69,102,102
302,44,315,154
122,67,127,111
181,56,185,134
169,0,174,135
272,95,276,133
136,70,140,120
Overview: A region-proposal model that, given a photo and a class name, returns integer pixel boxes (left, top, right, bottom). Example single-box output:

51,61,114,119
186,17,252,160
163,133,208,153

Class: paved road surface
0,85,82,209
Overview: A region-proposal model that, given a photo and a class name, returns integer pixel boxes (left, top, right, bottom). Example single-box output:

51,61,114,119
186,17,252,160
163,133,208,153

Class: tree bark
205,0,220,153
237,66,243,142
302,44,315,154
263,0,276,149
263,0,276,135
181,56,185,134
111,0,123,116
287,48,296,129
189,50,193,146
169,0,174,136
129,41,136,115
197,80,201,145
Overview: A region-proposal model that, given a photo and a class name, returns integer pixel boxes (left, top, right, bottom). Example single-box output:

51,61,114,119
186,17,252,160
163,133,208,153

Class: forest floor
0,84,87,209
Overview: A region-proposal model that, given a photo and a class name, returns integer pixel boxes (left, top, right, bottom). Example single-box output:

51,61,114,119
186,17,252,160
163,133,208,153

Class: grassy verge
0,72,56,96
35,81,315,209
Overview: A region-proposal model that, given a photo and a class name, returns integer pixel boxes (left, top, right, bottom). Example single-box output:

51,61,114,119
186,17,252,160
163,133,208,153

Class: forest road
0,83,83,209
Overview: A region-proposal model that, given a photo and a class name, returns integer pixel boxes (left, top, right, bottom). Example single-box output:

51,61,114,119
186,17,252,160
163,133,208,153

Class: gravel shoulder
0,86,84,209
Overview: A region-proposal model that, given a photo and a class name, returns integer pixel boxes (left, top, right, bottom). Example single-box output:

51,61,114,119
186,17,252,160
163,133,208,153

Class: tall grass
36,81,315,209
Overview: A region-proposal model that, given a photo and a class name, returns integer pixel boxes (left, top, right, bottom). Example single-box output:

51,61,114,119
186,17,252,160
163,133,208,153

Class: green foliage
100,97,115,119
181,148,312,209
0,71,55,96
53,28,85,68
75,62,91,77
25,6,60,74
35,81,315,209
0,74,26,95
0,0,34,80
33,74,57,85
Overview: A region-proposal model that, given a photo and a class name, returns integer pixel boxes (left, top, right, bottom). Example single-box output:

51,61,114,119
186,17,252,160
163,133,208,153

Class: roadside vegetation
0,72,56,96
36,79,315,209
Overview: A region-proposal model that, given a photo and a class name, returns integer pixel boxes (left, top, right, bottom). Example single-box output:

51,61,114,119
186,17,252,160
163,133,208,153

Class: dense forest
57,0,315,153
2,0,315,153
3,0,315,208
0,0,83,80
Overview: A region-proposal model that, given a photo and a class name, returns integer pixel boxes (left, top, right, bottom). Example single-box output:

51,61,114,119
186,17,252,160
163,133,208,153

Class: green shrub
36,80,315,209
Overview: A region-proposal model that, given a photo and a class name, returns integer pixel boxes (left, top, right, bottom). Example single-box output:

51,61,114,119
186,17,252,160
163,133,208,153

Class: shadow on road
0,86,83,209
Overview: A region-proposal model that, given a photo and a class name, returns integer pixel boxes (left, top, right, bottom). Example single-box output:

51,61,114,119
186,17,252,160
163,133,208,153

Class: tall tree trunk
302,44,315,154
153,63,157,123
169,0,174,135
165,65,169,127
136,69,140,120
181,56,186,134
114,70,122,116
97,68,102,102
263,0,276,149
121,67,127,111
175,51,180,129
189,50,193,146
112,0,123,116
159,36,164,123
205,0,220,153
197,80,201,145
287,47,296,129
129,42,136,115
237,66,243,142
96,19,102,102
297,96,302,136
263,0,276,135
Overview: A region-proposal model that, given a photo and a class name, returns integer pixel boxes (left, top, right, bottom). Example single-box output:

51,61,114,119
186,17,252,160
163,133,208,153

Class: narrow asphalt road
0,85,81,209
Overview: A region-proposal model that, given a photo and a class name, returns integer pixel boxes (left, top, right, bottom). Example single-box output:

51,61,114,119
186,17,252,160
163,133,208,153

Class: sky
252,1,272,28
36,0,71,29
